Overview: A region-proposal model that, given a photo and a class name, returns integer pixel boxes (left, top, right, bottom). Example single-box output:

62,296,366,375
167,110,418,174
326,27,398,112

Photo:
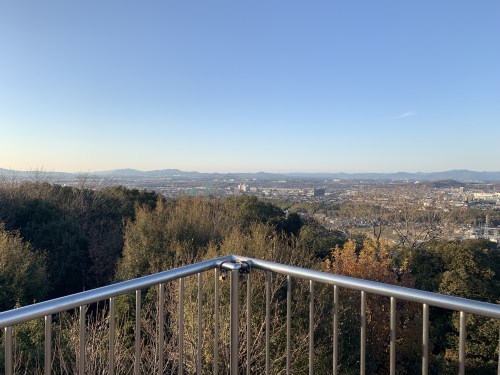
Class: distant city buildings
7,170,499,244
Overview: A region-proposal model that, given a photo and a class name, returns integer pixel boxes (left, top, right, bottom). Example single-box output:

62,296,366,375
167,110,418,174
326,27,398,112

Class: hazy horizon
2,166,500,176
1,1,499,173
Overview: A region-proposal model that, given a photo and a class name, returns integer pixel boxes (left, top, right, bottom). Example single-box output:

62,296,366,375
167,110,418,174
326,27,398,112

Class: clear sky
1,1,499,173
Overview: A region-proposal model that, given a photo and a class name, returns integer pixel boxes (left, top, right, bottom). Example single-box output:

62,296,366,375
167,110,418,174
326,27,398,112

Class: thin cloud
393,111,417,119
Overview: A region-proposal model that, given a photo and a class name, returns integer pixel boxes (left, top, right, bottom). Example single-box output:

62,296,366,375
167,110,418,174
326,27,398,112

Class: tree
174,224,331,374
0,222,48,310
324,239,421,373
340,201,388,245
298,220,345,259
388,202,442,249
406,239,500,373
13,199,90,299
223,195,286,233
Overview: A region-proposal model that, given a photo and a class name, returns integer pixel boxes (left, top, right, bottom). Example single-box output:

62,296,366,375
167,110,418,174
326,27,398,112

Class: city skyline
1,1,499,173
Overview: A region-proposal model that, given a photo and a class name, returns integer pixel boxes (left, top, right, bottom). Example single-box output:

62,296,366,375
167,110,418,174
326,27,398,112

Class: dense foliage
0,182,499,374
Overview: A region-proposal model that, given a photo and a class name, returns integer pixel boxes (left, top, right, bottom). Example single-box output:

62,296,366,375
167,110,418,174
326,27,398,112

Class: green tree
0,222,47,310
14,199,90,299
407,240,500,373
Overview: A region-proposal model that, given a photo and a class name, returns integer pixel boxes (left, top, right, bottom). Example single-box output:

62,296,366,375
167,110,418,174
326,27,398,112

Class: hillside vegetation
0,182,499,374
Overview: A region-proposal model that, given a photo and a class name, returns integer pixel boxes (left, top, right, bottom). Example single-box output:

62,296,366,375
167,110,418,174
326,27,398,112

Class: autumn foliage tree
324,239,421,374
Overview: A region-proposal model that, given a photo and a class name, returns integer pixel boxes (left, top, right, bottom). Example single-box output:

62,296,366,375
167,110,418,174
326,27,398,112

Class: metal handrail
234,255,500,319
1,254,500,375
3,254,499,327
0,255,233,328
232,255,500,375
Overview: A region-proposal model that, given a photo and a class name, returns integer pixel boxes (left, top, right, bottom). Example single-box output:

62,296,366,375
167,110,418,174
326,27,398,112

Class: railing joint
219,260,250,281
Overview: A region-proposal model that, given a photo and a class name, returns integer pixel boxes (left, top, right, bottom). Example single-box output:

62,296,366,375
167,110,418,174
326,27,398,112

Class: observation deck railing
1,254,499,374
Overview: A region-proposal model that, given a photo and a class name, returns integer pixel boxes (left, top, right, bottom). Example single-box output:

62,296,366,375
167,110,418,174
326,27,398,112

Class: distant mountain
0,168,74,179
89,168,201,178
91,169,286,180
284,170,500,181
2,168,500,182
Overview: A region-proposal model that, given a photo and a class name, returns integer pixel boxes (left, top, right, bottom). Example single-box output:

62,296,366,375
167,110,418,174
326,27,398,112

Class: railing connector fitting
219,260,251,282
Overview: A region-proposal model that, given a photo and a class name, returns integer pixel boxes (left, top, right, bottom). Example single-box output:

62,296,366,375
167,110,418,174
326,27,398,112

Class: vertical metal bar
360,291,366,375
4,326,12,375
179,278,184,375
197,273,203,375
309,280,314,375
79,305,86,375
109,297,115,375
498,327,500,375
230,268,240,375
265,272,270,375
333,285,339,375
214,269,220,375
390,297,396,375
459,311,466,375
135,290,141,375
286,275,291,375
422,303,429,375
247,271,252,375
45,315,52,375
497,327,500,375
158,284,164,375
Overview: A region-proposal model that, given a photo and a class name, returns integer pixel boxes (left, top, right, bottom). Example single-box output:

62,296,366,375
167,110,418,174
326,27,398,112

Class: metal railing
1,254,500,374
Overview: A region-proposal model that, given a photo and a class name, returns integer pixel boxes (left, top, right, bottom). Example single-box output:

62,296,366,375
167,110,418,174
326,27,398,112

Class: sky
0,1,499,174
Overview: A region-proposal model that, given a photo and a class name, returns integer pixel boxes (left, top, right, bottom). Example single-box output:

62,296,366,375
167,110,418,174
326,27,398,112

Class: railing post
220,260,247,375
390,297,396,375
45,315,52,375
109,297,115,375
360,291,366,375
422,303,429,375
197,273,203,375
497,327,500,375
158,284,164,375
79,305,86,375
4,326,12,375
179,278,184,375
214,268,220,375
247,271,252,375
309,280,314,375
459,311,466,375
135,290,141,375
265,271,270,375
286,275,291,375
230,266,240,374
333,285,339,375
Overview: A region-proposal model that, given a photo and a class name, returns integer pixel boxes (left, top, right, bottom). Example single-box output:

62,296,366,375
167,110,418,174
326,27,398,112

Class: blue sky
1,1,499,173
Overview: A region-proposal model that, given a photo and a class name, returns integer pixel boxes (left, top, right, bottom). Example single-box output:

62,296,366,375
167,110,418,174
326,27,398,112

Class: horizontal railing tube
235,256,500,319
0,256,233,328
3,254,500,330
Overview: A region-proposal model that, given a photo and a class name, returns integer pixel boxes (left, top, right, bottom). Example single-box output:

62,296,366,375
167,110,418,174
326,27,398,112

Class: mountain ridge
2,168,500,181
